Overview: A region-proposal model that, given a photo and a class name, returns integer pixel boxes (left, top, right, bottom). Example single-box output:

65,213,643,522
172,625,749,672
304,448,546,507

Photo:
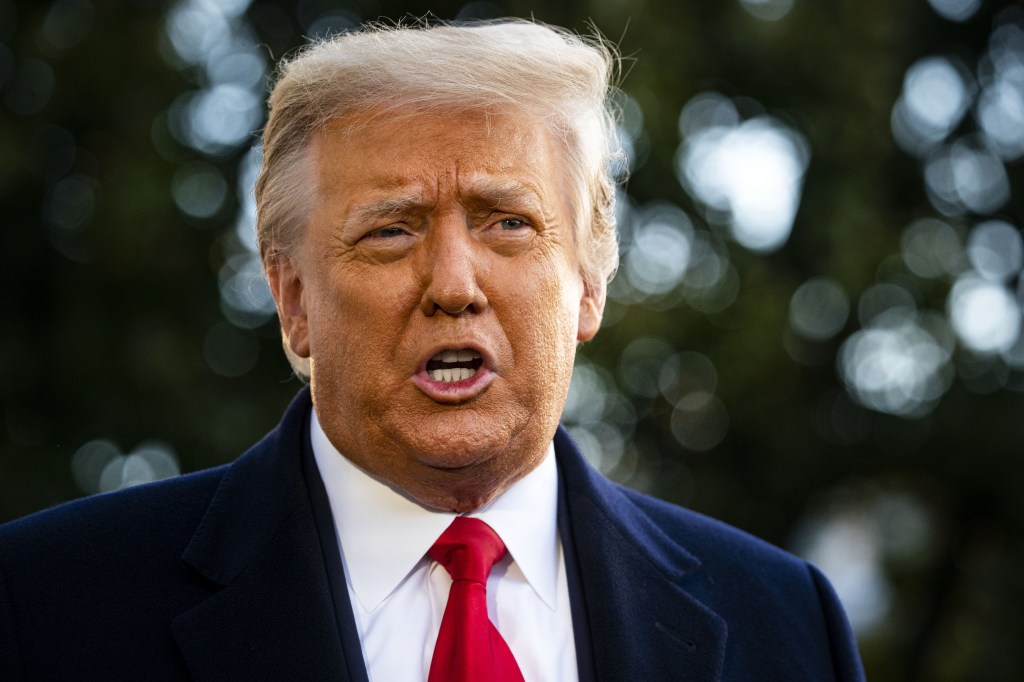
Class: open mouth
425,349,484,383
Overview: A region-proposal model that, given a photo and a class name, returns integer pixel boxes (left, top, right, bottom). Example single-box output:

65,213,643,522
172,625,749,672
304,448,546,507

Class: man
0,20,865,681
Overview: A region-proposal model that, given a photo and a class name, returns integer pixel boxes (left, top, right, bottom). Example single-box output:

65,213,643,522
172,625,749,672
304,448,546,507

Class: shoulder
556,426,805,579
611,483,842,623
556,428,864,679
617,483,804,574
606,484,864,679
0,465,226,554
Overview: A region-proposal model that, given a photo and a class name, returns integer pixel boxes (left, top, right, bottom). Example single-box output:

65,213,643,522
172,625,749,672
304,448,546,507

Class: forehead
310,108,567,202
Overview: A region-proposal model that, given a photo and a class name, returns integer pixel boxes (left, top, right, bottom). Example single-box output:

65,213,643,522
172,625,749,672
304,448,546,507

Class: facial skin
267,109,604,512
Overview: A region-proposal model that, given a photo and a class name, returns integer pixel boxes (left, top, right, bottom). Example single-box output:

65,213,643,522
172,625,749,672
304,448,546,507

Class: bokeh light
623,203,693,296
839,309,954,417
924,137,1011,215
857,283,917,327
43,174,94,232
4,58,54,116
948,275,1021,354
611,91,648,179
564,359,638,476
670,391,729,452
659,351,719,405
168,84,264,156
230,144,262,255
891,56,973,157
162,0,266,157
900,218,966,278
966,219,1023,283
70,439,120,494
160,0,275,336
738,0,794,22
789,277,850,342
676,92,810,252
928,0,983,22
44,173,96,263
792,483,939,637
171,162,228,220
164,0,232,65
684,247,739,314
40,0,94,53
612,198,738,314
218,252,276,328
794,508,892,633
618,336,676,398
976,14,1024,159
71,439,180,494
976,81,1024,161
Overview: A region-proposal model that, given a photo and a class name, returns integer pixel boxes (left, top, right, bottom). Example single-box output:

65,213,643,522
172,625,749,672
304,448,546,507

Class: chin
403,429,510,471
384,414,547,511
385,404,527,468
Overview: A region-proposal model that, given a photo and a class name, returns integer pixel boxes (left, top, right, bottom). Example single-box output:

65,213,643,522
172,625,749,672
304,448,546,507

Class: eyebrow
346,193,427,228
342,177,546,230
461,177,544,211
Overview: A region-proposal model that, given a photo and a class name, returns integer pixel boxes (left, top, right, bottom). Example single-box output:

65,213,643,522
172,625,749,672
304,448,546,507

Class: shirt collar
310,410,561,613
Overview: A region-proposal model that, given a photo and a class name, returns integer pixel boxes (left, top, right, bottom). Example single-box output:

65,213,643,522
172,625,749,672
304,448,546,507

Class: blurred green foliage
2,0,1023,679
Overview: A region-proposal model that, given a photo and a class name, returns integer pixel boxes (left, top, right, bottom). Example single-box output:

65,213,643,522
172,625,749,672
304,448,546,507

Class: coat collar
555,426,728,682
170,388,354,681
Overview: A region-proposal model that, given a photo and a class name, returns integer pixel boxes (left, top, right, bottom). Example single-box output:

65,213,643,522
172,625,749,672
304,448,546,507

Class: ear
265,256,311,359
577,279,605,343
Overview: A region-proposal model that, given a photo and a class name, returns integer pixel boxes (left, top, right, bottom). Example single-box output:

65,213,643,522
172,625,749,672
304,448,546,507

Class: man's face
269,109,603,512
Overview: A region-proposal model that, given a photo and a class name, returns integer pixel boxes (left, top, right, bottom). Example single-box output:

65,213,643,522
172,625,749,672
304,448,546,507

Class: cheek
502,264,582,378
306,271,404,373
539,259,585,341
314,261,414,325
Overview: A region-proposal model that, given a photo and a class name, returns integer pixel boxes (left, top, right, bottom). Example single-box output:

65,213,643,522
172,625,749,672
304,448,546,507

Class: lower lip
412,366,495,403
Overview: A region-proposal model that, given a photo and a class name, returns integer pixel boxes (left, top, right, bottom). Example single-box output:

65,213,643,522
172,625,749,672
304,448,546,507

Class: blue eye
499,218,526,230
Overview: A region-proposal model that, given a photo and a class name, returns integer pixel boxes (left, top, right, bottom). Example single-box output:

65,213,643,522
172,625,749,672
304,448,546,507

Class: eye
497,217,528,231
367,225,409,239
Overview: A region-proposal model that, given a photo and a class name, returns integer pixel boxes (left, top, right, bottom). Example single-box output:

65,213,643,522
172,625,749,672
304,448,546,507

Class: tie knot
428,517,507,584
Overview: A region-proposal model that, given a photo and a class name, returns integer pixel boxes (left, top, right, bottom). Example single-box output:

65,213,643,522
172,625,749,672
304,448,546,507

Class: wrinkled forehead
307,107,579,214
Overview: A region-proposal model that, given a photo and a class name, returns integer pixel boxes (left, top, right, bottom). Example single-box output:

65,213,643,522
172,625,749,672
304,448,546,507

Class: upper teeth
432,349,481,364
428,349,482,383
440,349,477,363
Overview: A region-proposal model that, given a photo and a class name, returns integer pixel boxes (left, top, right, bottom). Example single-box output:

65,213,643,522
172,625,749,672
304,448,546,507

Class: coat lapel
170,390,353,681
556,427,728,682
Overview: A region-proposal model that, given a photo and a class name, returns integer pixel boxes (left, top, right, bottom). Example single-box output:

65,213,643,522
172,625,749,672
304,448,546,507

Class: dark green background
2,0,1022,679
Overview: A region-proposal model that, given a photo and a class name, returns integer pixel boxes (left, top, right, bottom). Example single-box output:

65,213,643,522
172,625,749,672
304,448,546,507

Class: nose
418,218,488,316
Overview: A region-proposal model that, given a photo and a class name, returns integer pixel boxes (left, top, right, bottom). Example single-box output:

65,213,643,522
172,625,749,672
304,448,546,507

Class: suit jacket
0,388,865,681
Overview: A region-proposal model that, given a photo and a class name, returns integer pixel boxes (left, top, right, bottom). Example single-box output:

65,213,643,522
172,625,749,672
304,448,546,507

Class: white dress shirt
310,411,579,682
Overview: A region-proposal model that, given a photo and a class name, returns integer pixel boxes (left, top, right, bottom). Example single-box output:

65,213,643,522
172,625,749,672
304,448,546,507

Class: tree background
2,0,1022,679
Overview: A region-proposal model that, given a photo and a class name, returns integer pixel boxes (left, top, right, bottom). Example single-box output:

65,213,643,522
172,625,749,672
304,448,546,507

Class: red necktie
427,516,525,682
